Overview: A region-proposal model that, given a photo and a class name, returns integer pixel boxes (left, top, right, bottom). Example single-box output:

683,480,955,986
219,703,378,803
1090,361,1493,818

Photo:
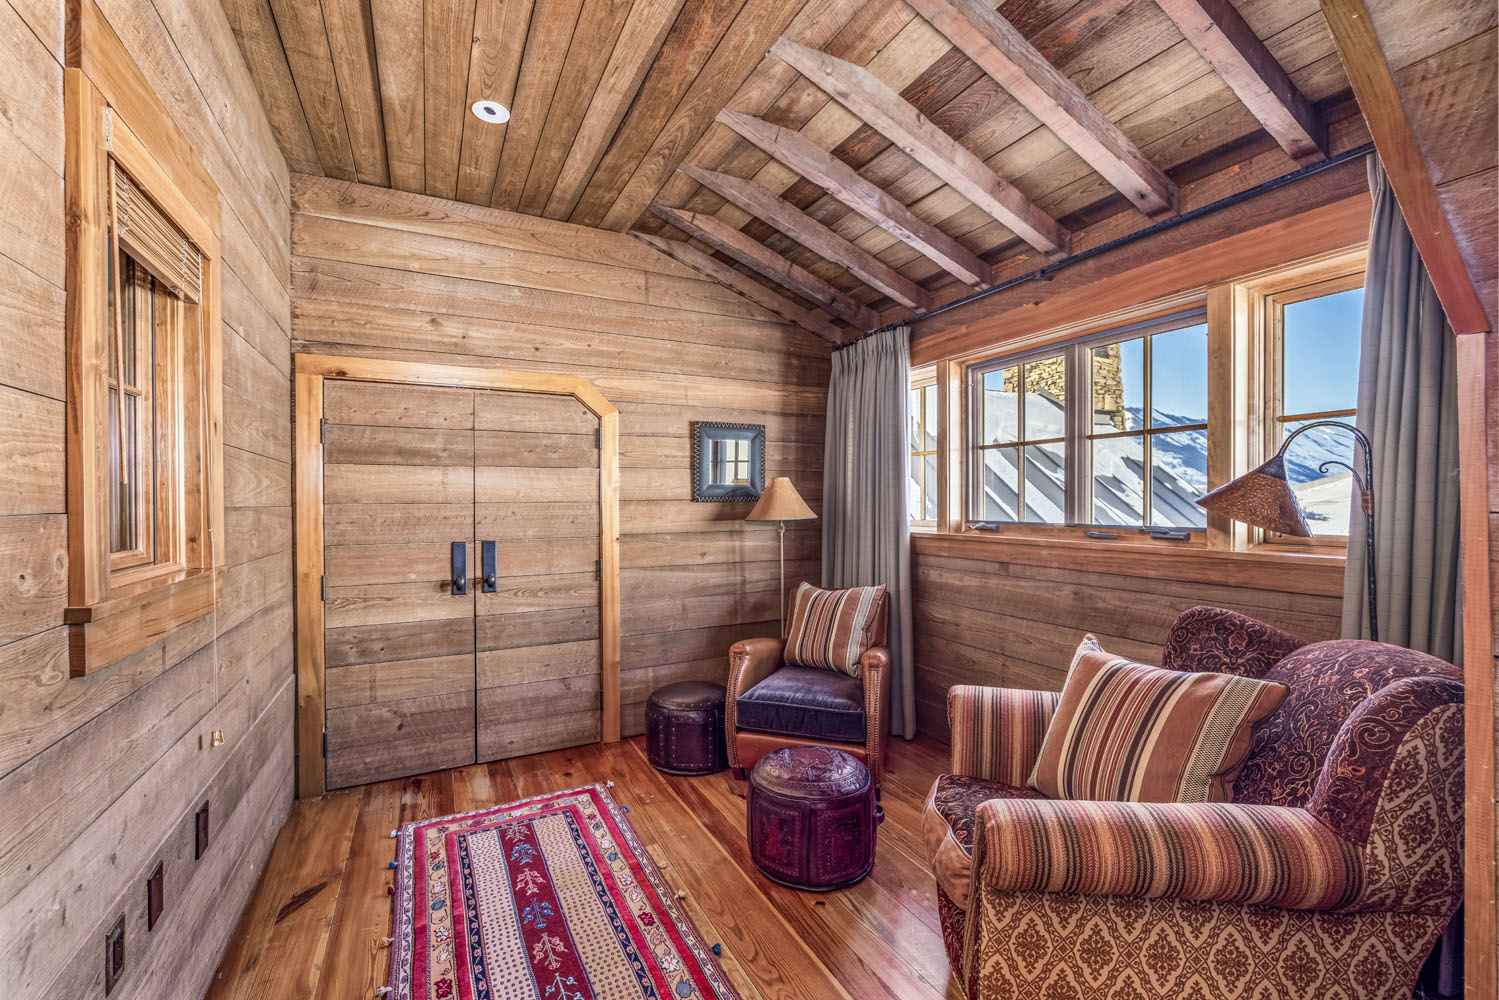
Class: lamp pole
1278,420,1378,643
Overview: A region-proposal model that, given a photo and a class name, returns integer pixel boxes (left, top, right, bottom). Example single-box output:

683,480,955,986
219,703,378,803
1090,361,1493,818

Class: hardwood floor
206,735,957,1000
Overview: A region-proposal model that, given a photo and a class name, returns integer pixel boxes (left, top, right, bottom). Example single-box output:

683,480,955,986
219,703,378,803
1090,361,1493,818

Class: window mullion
1065,342,1088,526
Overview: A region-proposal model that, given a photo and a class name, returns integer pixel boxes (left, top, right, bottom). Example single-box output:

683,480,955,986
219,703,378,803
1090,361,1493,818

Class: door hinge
596,691,604,711
320,574,327,601
321,729,328,758
595,558,602,582
595,428,601,448
319,417,327,444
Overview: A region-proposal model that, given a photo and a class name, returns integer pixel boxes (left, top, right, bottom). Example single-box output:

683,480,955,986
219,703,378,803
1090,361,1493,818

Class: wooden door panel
474,390,601,762
323,381,476,789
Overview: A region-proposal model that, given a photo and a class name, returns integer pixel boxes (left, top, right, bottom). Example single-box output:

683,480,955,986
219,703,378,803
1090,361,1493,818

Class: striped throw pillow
783,583,887,676
1029,636,1288,803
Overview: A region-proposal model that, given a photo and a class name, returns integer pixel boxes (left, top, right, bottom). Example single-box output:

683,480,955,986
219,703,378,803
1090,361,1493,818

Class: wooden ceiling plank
646,0,881,218
455,0,534,205
319,0,389,187
491,0,589,211
516,0,638,215
909,0,1178,220
631,231,844,343
542,0,687,220
567,0,752,228
678,163,931,310
370,0,425,192
651,205,880,330
265,0,358,180
1154,0,1329,165
597,0,808,233
771,37,1071,259
718,109,992,287
220,0,323,176
1319,0,1489,334
423,0,480,200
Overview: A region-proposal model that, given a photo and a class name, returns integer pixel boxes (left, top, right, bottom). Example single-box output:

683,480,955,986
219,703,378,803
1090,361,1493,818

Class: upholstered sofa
725,589,891,789
923,606,1464,1000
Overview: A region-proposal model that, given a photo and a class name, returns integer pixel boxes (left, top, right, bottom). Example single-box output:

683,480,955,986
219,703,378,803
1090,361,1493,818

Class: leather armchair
725,590,890,790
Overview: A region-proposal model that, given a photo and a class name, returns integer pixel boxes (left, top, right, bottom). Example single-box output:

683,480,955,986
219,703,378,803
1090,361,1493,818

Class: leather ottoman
748,746,882,891
645,681,728,775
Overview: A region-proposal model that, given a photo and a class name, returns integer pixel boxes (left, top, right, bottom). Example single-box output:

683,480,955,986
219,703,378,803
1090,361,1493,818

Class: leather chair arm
860,646,889,788
726,638,786,772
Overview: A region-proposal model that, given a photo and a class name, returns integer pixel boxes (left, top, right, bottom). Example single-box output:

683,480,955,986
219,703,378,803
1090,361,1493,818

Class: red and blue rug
388,783,741,1000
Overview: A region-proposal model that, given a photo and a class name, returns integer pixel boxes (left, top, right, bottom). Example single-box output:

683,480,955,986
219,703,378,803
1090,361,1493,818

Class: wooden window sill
912,531,1346,598
64,567,224,677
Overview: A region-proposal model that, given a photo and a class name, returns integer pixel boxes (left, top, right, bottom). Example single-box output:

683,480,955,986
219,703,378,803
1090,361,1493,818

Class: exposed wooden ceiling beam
1319,0,1489,334
1154,0,1329,165
908,0,1178,220
677,164,933,310
770,37,1071,258
650,205,881,330
631,231,845,343
716,109,994,288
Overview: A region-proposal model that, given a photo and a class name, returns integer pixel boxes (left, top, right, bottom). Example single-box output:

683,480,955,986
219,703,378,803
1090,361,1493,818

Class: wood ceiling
222,0,1361,341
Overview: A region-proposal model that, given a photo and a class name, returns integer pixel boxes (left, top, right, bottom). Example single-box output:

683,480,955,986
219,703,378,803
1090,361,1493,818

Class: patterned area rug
388,784,741,1000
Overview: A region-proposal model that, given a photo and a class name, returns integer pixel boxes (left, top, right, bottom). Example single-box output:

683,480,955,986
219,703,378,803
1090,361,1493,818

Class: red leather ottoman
748,746,882,891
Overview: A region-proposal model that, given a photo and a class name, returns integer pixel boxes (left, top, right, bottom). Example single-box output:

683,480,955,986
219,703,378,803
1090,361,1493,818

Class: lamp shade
1195,453,1312,537
746,476,816,522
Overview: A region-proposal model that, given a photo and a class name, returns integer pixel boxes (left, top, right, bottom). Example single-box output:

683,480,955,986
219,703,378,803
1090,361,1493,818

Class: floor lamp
1196,420,1377,642
746,477,817,636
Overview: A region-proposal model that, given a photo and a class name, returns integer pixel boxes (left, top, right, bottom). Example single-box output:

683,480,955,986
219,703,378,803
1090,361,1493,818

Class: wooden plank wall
289,175,830,737
0,0,294,997
910,537,1344,741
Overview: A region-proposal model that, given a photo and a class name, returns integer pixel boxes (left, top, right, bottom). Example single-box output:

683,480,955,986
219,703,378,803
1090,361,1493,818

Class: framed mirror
691,421,765,502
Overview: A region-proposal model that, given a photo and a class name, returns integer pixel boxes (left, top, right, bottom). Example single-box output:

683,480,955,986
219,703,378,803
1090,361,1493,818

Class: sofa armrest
947,685,1060,786
728,638,785,700
860,646,889,786
973,798,1361,911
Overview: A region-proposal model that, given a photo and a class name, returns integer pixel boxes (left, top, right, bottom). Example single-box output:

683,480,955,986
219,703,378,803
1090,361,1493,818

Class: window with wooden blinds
110,160,202,303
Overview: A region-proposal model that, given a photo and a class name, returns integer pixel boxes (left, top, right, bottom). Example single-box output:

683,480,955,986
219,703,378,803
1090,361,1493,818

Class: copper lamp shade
1195,453,1312,537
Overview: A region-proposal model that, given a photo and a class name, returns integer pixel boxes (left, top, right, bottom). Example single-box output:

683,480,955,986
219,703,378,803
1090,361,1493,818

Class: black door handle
451,541,468,595
481,540,498,593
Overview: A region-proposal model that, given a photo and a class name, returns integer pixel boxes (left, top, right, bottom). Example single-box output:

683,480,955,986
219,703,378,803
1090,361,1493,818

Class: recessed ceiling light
471,100,510,124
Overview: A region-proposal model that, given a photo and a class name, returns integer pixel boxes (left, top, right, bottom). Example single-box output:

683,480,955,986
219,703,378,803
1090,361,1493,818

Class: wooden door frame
293,353,622,799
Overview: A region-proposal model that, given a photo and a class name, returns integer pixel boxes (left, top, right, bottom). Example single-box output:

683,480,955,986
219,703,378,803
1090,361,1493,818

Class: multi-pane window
909,378,938,525
1087,319,1209,528
1268,278,1365,536
969,352,1067,524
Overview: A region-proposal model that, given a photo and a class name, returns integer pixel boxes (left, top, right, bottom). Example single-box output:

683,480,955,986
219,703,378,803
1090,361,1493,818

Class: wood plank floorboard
208,735,953,999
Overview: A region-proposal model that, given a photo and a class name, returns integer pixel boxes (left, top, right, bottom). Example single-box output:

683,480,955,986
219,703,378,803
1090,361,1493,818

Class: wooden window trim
910,369,938,530
63,6,224,678
932,248,1367,564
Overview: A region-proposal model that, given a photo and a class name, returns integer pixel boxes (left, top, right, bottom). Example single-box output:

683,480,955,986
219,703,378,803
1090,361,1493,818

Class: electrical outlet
194,801,210,860
147,861,164,930
104,915,125,994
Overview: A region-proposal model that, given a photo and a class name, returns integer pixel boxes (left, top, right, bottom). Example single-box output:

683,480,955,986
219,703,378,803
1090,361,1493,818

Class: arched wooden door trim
293,354,621,798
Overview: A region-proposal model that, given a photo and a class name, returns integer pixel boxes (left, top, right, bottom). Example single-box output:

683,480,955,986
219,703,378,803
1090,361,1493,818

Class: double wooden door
320,379,603,789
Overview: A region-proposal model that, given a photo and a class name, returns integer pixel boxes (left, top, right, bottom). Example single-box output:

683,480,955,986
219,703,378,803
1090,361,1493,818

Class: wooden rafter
1319,0,1488,335
908,0,1178,219
1154,0,1329,165
716,109,994,288
770,37,1071,258
651,205,880,330
631,231,846,343
678,164,932,310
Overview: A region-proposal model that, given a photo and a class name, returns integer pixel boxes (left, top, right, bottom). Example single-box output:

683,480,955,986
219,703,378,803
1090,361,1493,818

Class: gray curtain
1342,155,1462,664
823,326,916,739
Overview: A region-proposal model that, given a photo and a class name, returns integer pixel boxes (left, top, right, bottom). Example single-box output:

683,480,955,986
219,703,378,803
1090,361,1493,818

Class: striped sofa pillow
783,583,887,676
1029,636,1288,803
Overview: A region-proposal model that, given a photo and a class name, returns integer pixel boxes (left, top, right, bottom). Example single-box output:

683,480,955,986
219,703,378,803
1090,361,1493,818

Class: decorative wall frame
691,421,766,502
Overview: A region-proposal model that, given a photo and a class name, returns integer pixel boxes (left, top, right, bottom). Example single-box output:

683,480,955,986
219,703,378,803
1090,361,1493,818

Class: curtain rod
832,142,1376,352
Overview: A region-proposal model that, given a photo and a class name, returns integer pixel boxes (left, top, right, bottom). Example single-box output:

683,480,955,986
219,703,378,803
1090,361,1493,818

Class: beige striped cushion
1029,636,1288,803
783,582,886,676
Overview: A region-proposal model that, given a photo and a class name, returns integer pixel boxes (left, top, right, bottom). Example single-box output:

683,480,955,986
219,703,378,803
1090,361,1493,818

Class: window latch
1142,528,1191,541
